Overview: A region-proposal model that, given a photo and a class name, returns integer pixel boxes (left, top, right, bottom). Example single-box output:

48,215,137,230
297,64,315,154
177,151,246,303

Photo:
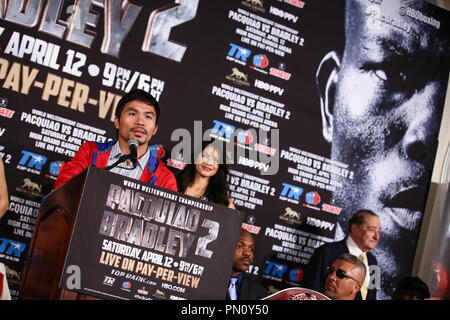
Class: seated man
226,228,268,300
54,89,177,191
323,253,366,300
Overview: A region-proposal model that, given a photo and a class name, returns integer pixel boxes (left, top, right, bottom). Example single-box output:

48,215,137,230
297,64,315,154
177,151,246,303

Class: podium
19,167,92,300
19,166,244,300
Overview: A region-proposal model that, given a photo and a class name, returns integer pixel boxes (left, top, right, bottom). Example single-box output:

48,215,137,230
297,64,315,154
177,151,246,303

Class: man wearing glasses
324,254,367,300
301,210,381,300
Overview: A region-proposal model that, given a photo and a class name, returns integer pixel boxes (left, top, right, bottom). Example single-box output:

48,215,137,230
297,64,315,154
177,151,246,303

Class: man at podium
53,89,177,191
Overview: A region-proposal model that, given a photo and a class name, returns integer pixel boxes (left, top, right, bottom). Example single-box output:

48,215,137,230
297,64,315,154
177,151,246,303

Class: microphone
104,139,139,171
127,139,138,168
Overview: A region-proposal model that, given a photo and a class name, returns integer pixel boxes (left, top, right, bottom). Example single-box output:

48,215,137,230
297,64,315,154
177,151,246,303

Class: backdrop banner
0,0,448,299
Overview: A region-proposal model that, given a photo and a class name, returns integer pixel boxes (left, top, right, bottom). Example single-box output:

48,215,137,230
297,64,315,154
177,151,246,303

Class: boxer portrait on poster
315,0,449,298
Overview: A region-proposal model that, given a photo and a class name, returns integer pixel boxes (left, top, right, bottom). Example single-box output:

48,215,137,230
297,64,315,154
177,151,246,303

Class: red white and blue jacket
53,140,177,191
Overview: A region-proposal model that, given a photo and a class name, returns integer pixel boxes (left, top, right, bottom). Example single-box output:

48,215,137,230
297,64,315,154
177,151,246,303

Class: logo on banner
45,161,65,180
254,79,284,96
0,238,26,258
250,54,269,74
5,266,21,285
269,62,292,80
167,150,186,170
306,217,335,232
226,67,250,86
242,223,261,234
280,0,306,9
253,54,269,68
166,159,186,170
255,142,277,156
227,43,252,65
237,130,254,145
137,287,149,295
269,6,299,23
246,215,256,225
235,129,258,151
303,191,321,211
242,215,261,234
49,161,65,176
238,156,270,173
121,281,131,292
322,203,342,215
263,260,287,281
289,268,304,283
16,178,44,198
153,289,166,299
279,207,302,225
17,150,47,174
305,191,321,205
103,276,116,286
0,97,15,119
242,0,265,13
279,182,303,204
211,120,236,141
161,282,186,293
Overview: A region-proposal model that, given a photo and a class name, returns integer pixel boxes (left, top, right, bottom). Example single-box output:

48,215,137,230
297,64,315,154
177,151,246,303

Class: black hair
115,89,160,124
176,139,230,207
393,276,430,300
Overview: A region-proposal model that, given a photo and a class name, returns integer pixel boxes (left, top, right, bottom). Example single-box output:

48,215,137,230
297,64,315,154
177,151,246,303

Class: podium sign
54,167,244,300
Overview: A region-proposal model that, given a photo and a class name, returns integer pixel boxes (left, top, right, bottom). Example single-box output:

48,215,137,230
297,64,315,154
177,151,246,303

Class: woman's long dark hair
176,139,230,206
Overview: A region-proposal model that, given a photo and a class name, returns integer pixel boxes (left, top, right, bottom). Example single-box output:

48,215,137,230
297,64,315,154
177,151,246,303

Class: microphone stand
104,139,139,171
104,153,137,171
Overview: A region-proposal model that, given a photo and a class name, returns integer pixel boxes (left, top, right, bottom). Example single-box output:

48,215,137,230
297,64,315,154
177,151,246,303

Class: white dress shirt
106,142,149,180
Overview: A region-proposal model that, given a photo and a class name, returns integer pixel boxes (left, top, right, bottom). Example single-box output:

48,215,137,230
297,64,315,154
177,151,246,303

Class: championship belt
262,287,330,300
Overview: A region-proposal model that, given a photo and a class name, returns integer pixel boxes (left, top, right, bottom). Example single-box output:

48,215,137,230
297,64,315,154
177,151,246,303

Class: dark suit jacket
225,274,268,300
301,238,377,300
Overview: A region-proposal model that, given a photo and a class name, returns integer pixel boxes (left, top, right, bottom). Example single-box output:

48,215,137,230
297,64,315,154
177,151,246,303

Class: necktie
359,253,368,300
228,278,238,300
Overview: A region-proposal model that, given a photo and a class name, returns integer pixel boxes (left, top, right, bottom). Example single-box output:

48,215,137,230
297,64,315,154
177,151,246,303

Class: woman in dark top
176,140,236,209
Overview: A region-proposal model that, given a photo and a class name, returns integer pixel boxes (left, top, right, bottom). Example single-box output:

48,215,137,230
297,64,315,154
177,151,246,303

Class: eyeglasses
326,266,361,285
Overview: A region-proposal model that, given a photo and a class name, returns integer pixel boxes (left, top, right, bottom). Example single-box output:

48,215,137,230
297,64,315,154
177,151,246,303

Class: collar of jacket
93,140,165,177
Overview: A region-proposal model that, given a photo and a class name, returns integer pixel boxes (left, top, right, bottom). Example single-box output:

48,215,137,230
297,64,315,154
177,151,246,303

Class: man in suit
226,228,267,300
301,210,380,300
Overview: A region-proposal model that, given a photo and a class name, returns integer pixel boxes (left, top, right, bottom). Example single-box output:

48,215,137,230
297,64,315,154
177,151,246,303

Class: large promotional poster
0,0,449,300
